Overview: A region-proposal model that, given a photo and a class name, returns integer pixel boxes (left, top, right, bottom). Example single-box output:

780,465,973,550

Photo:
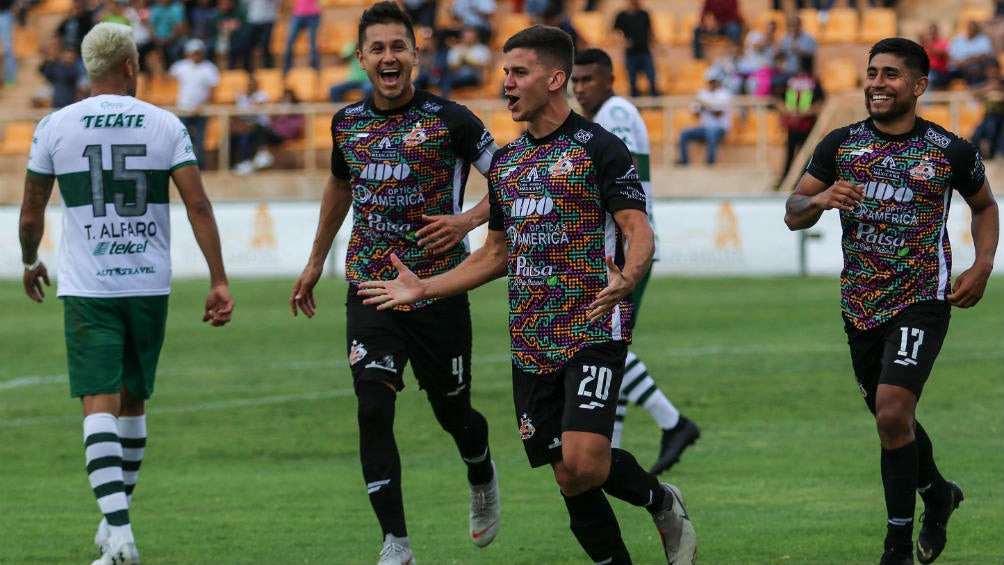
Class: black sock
562,487,632,565
881,441,919,548
915,422,947,507
429,396,493,486
602,448,666,511
357,381,406,537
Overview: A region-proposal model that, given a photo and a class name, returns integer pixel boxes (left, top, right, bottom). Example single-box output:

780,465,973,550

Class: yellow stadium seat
735,110,785,146
213,69,250,104
819,57,859,94
858,8,898,44
255,68,285,102
671,106,700,136
140,73,178,107
819,8,859,44
956,6,994,35
203,117,220,151
284,67,322,102
493,12,531,49
651,11,675,46
574,12,611,48
960,103,983,138
639,107,666,145
670,59,709,95
755,10,786,34
674,12,700,46
919,104,951,129
0,120,36,156
320,19,359,56
797,9,821,40
13,26,39,59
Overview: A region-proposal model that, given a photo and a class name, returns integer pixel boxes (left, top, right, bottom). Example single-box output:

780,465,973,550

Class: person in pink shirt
282,0,320,73
921,22,952,89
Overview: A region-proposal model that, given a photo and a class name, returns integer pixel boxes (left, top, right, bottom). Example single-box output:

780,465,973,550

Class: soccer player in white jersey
19,22,233,565
570,48,701,475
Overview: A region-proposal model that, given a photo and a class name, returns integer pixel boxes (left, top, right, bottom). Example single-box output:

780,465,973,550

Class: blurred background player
571,47,701,476
289,4,500,564
19,22,233,565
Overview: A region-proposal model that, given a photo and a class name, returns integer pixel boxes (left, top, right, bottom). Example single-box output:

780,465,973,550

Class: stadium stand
284,66,322,102
818,8,859,44
0,120,36,156
859,8,899,45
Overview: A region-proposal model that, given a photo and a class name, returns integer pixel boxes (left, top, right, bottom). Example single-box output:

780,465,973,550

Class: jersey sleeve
805,126,849,185
26,114,55,177
329,110,350,180
946,137,986,197
591,129,647,213
442,102,497,175
170,112,199,169
487,150,506,231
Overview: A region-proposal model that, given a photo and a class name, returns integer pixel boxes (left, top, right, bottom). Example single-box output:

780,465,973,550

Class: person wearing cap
677,69,734,165
168,37,219,168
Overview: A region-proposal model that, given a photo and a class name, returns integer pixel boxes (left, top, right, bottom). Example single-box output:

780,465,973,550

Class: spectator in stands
948,20,996,87
403,0,437,39
39,41,88,107
774,56,825,188
56,0,97,56
693,0,742,60
779,13,816,77
739,19,779,97
920,22,952,90
677,70,733,165
451,0,495,44
439,25,490,98
709,42,746,95
328,40,371,101
542,0,584,50
187,0,218,62
235,87,306,173
101,0,129,26
0,0,17,86
245,0,278,70
170,38,219,168
230,73,271,174
614,0,658,97
282,0,321,73
149,0,185,69
970,60,1004,159
123,0,154,73
213,0,250,70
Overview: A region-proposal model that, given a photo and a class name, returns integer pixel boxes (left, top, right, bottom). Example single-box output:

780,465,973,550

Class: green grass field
1,276,1001,565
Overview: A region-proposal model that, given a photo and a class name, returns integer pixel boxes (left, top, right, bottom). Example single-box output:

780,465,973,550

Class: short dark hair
868,37,930,78
574,48,613,73
503,25,574,81
358,1,416,48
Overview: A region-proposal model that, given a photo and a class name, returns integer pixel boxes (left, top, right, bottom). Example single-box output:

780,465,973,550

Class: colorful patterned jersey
807,117,985,330
331,90,495,309
26,94,196,298
487,111,648,373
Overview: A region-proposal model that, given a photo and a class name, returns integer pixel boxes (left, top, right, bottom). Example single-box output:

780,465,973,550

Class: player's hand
358,253,424,310
203,283,234,327
291,264,323,318
814,179,865,212
947,262,992,308
22,262,50,303
586,255,632,323
416,214,470,255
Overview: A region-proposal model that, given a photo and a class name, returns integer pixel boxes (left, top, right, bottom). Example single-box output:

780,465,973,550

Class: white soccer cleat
652,483,696,565
252,150,275,170
90,539,139,565
377,541,416,565
469,461,500,547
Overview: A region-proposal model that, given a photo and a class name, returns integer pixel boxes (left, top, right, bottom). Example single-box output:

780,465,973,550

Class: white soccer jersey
594,95,660,260
27,94,197,297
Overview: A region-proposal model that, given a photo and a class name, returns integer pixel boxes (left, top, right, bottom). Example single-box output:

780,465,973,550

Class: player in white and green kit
571,48,701,476
19,22,233,565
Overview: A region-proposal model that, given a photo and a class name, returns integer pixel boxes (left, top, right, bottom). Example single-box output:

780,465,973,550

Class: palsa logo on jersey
519,413,535,439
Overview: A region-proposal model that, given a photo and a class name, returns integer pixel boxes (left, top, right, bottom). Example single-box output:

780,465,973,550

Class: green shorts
63,295,169,399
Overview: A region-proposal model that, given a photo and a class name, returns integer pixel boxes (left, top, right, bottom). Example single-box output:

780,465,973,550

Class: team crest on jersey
519,413,535,439
403,123,427,146
547,155,574,176
870,155,902,181
909,160,936,181
349,340,368,365
850,122,868,136
573,129,594,144
371,137,398,160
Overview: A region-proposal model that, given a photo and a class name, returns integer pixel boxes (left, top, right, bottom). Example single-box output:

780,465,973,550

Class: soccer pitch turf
1,276,1001,565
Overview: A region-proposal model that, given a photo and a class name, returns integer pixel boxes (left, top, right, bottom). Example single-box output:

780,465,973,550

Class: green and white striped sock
83,413,133,542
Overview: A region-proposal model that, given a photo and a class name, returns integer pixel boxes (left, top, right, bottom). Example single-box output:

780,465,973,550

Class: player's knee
874,406,914,443
356,380,396,425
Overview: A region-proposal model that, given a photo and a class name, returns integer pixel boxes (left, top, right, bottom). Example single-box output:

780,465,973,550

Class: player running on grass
290,3,500,564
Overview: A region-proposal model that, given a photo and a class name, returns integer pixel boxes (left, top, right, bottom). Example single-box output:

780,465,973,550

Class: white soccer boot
469,461,500,547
